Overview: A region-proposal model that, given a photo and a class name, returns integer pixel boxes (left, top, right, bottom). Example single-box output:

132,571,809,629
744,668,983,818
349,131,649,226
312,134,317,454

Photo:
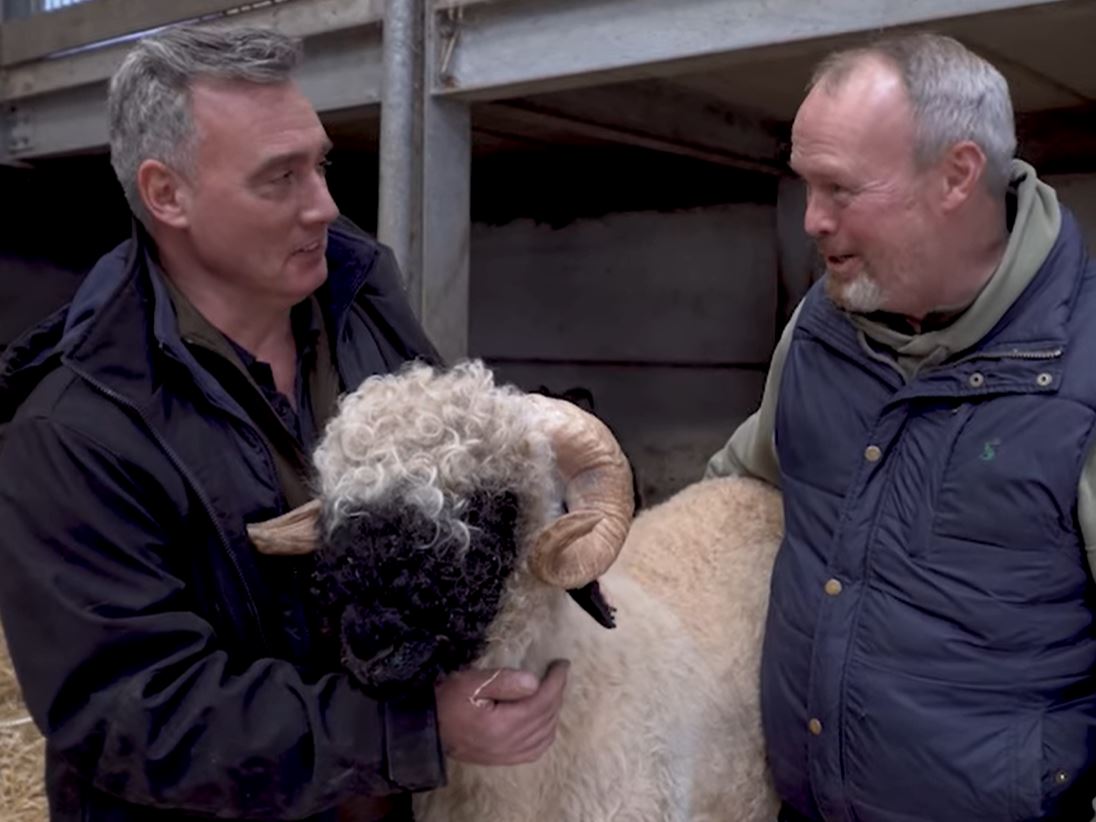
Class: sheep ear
567,579,617,629
248,499,322,555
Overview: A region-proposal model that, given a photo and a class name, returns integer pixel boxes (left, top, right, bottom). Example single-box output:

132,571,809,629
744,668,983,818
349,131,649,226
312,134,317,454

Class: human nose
302,168,339,226
803,187,836,238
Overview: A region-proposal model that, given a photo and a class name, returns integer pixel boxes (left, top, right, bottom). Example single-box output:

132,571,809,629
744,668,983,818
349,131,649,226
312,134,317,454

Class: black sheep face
311,490,522,697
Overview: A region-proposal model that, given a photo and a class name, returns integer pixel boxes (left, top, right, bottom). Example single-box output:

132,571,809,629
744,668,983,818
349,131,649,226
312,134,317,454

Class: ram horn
525,395,635,590
247,498,322,555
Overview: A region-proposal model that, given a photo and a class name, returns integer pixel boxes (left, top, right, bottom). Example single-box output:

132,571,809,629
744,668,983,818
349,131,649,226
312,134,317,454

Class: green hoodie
706,161,1096,575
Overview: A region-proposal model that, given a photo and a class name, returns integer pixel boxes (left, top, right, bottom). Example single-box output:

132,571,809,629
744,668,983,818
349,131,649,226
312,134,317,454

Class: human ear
136,159,191,229
939,141,987,212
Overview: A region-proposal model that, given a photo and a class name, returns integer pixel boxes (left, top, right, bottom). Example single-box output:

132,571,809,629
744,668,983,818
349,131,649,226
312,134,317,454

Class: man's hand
435,660,570,766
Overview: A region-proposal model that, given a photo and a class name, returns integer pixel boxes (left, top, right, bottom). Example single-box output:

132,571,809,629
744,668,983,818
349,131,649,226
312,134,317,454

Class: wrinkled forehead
791,64,916,174
188,78,328,164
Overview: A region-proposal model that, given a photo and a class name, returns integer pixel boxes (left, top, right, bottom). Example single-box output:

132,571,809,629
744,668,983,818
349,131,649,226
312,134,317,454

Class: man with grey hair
0,23,568,822
709,32,1096,821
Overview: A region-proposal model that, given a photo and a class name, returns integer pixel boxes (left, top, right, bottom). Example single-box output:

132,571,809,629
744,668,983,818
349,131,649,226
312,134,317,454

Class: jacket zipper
856,329,1063,385
69,364,271,653
952,347,1063,366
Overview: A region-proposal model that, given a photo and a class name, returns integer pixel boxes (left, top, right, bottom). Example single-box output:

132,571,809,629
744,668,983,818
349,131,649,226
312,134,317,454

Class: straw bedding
0,633,46,822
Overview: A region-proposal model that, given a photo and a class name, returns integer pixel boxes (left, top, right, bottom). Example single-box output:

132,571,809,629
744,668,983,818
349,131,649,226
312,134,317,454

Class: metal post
421,2,470,363
420,96,470,363
377,0,471,361
377,0,424,304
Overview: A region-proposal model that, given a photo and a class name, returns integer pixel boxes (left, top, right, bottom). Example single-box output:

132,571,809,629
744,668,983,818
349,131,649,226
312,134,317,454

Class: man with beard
708,33,1096,822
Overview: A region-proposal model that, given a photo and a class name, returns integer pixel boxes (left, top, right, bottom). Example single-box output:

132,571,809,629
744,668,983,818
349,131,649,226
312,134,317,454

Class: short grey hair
810,33,1016,195
108,24,303,227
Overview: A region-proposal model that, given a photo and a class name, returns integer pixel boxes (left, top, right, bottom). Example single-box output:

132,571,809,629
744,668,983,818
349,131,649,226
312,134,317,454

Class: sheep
249,360,783,821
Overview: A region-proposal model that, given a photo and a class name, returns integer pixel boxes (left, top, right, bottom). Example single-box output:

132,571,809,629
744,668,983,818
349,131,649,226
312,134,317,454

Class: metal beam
419,2,470,362
420,98,470,362
297,25,383,112
432,0,1076,100
375,0,470,360
378,0,424,282
1,0,383,102
479,79,787,175
1,0,384,160
5,80,106,158
0,0,269,67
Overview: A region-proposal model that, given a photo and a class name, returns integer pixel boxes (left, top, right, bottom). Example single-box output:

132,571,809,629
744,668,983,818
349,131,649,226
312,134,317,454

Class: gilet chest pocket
931,399,1068,551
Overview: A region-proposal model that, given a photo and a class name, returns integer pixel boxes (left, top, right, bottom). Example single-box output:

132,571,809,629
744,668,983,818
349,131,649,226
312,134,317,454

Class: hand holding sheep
436,660,571,766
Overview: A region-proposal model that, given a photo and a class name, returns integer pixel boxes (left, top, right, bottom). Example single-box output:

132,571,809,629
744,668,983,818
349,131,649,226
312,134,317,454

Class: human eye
828,182,855,205
268,168,294,186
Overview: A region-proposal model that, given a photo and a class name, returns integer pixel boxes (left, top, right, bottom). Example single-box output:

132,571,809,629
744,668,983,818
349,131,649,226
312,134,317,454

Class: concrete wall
470,203,777,504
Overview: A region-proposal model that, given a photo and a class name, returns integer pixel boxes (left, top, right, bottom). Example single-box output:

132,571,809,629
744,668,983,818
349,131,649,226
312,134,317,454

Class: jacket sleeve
704,302,803,486
0,414,444,819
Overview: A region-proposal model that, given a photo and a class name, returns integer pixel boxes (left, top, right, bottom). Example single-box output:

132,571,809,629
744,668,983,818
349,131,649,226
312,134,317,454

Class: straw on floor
0,633,46,822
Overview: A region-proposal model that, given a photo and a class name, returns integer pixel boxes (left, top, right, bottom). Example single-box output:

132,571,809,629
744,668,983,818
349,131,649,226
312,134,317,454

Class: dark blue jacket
0,218,443,821
764,210,1096,821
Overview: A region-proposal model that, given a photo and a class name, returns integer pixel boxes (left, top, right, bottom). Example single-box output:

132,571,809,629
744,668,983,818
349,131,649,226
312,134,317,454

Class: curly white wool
313,360,562,555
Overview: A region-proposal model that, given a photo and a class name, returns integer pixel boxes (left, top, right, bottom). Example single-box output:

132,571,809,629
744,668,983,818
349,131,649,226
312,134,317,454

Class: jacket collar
54,217,380,404
799,205,1087,368
796,207,1090,403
